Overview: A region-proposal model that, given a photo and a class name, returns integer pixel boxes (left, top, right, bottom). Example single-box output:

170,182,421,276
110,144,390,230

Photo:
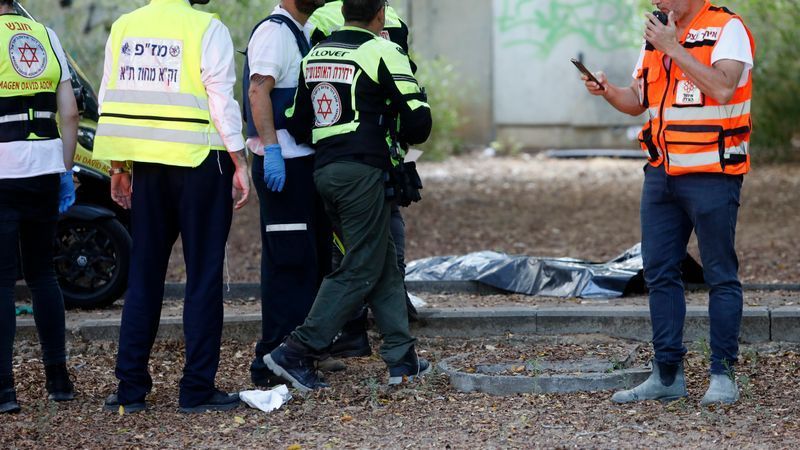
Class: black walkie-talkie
647,10,669,48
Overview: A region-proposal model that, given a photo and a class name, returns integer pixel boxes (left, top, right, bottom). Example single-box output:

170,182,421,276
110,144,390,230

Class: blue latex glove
58,170,76,214
263,144,286,192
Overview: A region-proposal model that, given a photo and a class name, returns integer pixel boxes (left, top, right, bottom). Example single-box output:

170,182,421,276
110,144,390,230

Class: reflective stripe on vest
103,89,211,111
636,2,755,176
96,123,224,147
663,100,751,122
93,0,223,167
669,142,749,167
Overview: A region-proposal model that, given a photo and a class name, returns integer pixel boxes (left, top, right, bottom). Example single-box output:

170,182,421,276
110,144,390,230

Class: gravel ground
171,155,800,284
2,337,799,448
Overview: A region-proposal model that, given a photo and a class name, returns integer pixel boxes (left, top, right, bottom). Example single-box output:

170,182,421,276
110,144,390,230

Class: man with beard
94,0,250,413
241,0,336,388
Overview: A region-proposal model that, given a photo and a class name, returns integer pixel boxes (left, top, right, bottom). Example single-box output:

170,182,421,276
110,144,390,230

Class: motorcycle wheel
54,218,131,309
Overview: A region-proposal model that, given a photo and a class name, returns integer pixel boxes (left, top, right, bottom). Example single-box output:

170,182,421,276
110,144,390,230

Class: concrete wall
402,0,647,149
400,0,494,146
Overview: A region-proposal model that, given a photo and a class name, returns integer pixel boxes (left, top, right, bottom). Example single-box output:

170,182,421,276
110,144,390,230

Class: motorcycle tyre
55,218,131,310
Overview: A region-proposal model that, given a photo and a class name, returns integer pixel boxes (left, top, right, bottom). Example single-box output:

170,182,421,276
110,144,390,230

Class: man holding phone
582,0,754,406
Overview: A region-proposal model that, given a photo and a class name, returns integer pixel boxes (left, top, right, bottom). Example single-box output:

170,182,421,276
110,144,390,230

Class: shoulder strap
240,14,310,136
265,14,311,57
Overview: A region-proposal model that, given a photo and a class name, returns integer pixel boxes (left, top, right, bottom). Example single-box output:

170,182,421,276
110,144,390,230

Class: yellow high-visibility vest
94,0,224,167
0,14,61,142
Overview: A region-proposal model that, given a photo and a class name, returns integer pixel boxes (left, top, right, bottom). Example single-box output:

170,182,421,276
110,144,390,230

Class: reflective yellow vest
0,14,61,142
309,2,408,47
93,0,224,167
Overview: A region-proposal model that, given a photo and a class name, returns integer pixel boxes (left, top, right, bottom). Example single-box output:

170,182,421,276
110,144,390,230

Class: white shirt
245,5,314,159
633,19,754,87
97,8,245,154
0,27,71,179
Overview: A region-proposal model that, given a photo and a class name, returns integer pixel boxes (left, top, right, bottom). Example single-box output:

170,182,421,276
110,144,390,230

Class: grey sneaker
611,361,688,404
700,373,739,406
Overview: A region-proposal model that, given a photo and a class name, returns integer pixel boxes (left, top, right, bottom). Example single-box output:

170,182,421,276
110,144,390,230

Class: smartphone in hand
570,58,604,91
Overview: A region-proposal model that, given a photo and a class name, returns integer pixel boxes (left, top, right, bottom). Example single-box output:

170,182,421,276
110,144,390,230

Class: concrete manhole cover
438,338,651,396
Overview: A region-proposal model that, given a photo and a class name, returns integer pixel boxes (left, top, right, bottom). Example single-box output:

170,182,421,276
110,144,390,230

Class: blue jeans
641,164,743,375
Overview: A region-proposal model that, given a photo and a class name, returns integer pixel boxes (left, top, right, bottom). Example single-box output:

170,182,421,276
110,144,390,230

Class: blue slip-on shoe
264,338,329,392
179,390,240,414
388,347,432,386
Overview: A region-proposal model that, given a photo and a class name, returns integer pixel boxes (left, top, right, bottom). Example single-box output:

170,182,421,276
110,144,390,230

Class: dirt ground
6,155,800,448
168,155,800,284
2,337,799,449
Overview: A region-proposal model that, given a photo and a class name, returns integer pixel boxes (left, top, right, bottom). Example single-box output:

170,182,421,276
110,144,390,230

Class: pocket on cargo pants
263,224,314,269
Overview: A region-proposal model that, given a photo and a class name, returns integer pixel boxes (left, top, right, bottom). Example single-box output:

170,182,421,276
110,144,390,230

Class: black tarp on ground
405,244,704,299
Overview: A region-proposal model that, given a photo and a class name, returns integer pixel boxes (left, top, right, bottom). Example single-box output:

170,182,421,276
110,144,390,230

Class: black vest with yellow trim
0,14,62,143
288,27,429,170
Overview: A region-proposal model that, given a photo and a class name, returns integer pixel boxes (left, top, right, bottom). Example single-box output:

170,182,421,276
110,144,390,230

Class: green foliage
727,0,800,161
28,0,279,100
413,55,466,161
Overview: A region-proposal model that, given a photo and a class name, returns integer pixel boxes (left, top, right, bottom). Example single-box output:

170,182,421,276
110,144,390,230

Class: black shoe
264,338,329,392
330,330,372,358
250,357,285,388
179,390,240,414
0,388,21,414
45,363,75,402
388,347,431,386
103,393,147,414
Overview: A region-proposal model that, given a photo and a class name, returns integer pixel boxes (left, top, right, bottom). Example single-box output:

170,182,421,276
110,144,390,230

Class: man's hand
229,150,250,210
645,11,681,55
582,71,609,96
111,173,132,210
263,144,286,192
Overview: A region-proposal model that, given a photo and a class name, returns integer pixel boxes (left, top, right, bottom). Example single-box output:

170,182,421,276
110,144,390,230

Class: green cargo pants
290,161,415,365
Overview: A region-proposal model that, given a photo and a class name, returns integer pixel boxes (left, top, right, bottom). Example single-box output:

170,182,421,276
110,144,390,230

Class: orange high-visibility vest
636,2,755,176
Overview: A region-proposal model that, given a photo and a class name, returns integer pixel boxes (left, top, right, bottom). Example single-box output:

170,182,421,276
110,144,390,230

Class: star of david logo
18,42,39,68
316,93,333,119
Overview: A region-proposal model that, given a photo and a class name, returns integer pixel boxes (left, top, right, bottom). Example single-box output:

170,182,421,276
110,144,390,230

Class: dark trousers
252,154,331,359
292,162,414,365
339,202,407,334
641,164,743,374
115,152,233,407
0,175,65,383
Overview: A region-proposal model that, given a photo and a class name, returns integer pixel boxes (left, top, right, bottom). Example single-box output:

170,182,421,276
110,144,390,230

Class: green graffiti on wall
496,0,642,56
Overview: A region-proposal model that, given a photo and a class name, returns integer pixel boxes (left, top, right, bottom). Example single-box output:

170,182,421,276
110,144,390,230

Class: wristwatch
108,167,128,176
